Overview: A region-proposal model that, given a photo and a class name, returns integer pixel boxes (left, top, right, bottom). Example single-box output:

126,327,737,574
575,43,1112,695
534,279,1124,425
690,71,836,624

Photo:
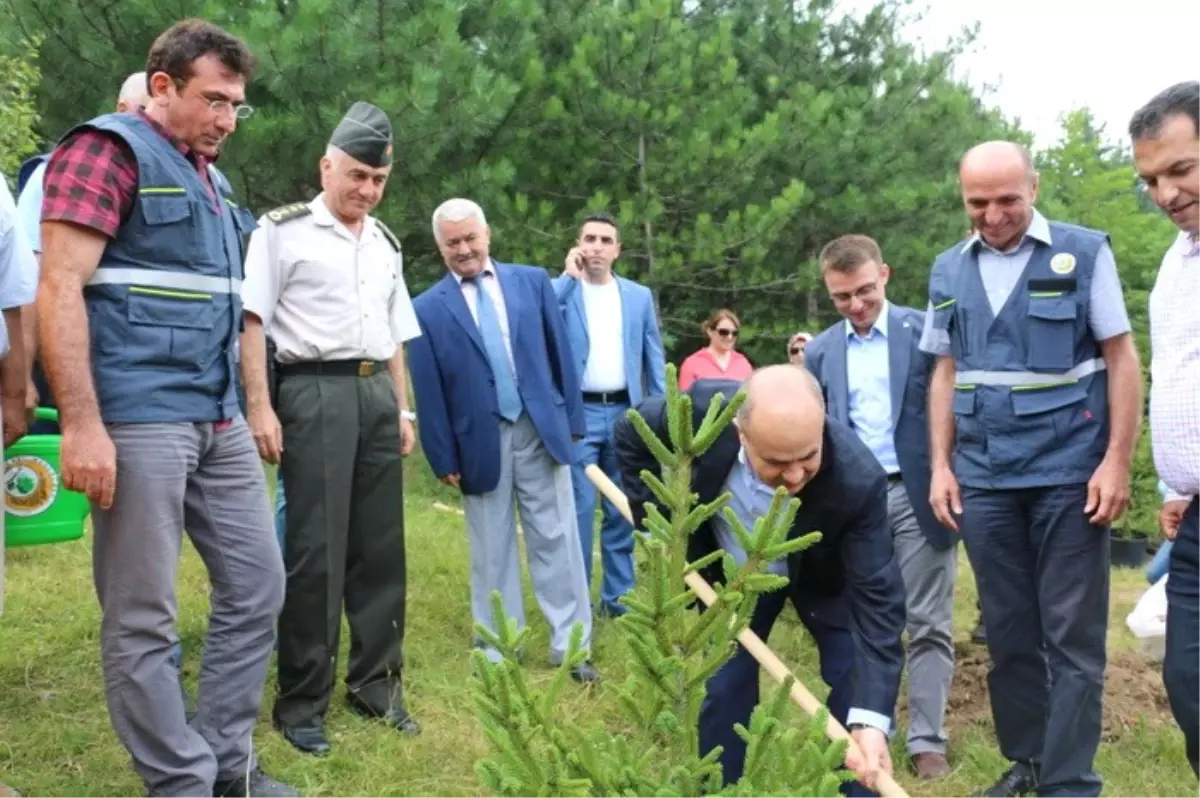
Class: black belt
886,471,903,483
582,389,630,405
277,359,386,378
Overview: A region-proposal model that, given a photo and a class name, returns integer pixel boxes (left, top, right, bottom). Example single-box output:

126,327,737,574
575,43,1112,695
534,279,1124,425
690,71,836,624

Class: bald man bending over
613,366,907,795
922,141,1140,797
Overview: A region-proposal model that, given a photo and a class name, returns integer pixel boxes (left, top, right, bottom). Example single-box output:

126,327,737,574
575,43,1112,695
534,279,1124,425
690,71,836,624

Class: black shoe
345,691,421,736
275,721,331,756
570,661,602,684
213,767,299,797
972,763,1038,797
971,619,987,645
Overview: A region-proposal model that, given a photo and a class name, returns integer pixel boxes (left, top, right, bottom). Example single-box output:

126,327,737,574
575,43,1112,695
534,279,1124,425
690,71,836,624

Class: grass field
0,458,1195,797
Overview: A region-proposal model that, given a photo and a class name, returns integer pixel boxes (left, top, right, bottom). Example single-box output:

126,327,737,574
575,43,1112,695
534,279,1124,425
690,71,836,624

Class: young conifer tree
471,365,847,796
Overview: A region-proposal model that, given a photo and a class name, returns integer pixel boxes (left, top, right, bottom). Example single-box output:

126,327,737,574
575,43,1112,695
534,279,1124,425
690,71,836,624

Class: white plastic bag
1126,574,1169,662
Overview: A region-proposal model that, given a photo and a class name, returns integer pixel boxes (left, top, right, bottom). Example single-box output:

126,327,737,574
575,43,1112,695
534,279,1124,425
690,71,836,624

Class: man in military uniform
240,101,421,756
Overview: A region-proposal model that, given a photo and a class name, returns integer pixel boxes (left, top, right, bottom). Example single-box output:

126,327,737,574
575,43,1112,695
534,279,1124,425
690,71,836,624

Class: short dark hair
145,18,256,90
819,234,883,273
1129,81,1199,140
580,211,620,238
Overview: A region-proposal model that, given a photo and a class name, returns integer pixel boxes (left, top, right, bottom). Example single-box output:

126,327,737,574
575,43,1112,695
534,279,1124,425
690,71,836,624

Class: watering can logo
5,454,59,517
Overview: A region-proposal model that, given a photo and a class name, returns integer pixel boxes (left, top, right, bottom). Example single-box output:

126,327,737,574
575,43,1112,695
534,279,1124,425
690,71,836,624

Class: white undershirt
580,278,626,392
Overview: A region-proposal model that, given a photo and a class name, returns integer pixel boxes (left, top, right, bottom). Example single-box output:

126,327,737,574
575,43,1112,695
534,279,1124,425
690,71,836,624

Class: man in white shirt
1130,79,1199,777
0,174,38,617
554,213,666,616
240,103,421,755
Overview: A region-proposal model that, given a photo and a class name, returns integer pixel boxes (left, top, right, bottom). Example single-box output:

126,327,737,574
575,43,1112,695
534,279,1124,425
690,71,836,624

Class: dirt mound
924,641,1175,740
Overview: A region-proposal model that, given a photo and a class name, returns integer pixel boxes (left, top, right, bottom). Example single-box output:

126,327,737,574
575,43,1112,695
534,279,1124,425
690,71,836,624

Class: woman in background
678,308,753,391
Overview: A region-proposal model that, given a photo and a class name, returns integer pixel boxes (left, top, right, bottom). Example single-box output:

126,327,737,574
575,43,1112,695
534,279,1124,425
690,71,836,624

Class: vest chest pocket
127,289,219,371
1026,295,1078,371
952,385,983,445
139,193,204,256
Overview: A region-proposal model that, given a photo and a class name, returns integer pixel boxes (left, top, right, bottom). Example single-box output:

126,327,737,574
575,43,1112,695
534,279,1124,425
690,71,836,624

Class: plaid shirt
41,110,215,238
1149,231,1200,502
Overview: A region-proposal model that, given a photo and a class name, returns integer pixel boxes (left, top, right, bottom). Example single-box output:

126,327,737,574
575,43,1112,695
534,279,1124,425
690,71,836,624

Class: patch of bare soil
899,641,1175,741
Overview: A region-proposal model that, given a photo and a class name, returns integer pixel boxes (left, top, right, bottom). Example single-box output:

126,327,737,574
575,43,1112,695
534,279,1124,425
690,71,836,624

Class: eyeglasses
207,98,254,119
830,281,878,304
715,327,738,338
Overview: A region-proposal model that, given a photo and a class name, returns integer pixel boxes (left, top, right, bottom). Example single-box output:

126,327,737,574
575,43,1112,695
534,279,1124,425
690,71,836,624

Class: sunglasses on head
715,327,738,338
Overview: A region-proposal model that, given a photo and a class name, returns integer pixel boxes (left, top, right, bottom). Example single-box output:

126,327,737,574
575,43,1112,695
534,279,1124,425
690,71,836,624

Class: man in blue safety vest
921,140,1142,798
35,20,295,798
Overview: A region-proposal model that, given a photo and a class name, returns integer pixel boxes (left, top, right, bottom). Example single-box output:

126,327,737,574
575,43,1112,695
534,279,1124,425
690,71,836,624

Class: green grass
0,459,1195,796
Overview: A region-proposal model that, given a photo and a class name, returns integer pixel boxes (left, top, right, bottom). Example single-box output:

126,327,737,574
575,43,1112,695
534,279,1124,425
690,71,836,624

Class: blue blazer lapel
887,305,912,426
436,273,486,359
826,329,851,425
617,278,638,390
494,262,521,354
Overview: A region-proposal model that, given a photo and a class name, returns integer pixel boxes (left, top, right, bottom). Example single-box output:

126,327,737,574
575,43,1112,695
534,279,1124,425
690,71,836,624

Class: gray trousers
92,417,285,797
889,481,957,756
464,414,592,663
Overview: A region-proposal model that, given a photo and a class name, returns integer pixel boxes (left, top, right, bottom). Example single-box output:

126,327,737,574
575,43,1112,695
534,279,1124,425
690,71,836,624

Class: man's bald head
959,140,1034,179
735,365,825,495
958,140,1039,252
117,71,149,113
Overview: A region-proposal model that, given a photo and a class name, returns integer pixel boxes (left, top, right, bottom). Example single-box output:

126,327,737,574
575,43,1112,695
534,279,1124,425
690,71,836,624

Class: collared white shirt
1149,231,1200,501
0,177,38,357
580,277,626,392
241,193,420,363
452,260,515,370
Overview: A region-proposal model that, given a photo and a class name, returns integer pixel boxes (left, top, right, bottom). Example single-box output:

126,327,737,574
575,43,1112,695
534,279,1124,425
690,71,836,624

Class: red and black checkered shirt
41,110,216,238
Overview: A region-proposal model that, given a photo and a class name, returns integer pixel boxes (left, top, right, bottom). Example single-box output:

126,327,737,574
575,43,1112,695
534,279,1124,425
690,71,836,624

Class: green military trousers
272,365,408,727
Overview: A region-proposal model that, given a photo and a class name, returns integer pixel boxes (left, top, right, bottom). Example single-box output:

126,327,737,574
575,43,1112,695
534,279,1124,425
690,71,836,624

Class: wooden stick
584,464,908,798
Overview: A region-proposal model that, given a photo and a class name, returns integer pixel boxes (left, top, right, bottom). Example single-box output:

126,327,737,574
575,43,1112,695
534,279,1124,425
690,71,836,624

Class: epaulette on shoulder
376,220,401,253
264,202,312,225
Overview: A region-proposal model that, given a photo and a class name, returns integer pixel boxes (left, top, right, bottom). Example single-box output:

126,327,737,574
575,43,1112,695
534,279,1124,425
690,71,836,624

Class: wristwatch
400,410,416,422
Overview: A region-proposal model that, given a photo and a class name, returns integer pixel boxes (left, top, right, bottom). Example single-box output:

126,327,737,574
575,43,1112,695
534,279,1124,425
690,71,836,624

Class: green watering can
3,408,91,547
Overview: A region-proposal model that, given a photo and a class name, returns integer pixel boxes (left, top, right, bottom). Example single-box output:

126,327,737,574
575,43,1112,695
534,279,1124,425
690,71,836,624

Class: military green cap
329,101,393,167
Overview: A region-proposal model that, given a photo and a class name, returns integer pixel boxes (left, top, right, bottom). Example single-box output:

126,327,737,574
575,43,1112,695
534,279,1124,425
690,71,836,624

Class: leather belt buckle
357,361,374,378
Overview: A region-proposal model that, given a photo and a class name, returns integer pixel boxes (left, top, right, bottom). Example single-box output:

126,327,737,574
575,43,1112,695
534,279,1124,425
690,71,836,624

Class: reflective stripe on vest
87,267,241,295
954,356,1106,388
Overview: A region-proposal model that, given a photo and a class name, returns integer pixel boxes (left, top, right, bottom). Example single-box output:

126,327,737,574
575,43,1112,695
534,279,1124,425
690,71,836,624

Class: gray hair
119,71,148,106
1129,81,1199,140
431,198,487,244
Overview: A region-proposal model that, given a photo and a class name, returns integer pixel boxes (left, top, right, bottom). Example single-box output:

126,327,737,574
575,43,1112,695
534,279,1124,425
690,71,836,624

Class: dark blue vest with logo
928,221,1111,490
68,113,257,423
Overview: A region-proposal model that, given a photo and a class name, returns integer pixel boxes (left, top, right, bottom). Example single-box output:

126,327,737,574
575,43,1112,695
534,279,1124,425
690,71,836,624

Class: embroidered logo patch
1050,253,1076,275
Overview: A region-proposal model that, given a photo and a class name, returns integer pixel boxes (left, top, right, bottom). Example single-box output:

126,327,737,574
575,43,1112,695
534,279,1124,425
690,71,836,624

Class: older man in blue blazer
407,198,600,682
804,234,958,781
553,212,667,617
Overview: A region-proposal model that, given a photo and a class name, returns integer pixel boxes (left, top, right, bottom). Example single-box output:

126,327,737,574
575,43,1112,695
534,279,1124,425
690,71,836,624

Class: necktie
466,273,522,421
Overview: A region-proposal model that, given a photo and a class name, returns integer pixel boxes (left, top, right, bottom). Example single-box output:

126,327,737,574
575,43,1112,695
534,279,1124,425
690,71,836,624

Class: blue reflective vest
67,113,257,423
928,221,1111,490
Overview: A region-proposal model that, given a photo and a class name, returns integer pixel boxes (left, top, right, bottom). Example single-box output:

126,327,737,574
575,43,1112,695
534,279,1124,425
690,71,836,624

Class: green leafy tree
473,365,846,795
0,36,41,177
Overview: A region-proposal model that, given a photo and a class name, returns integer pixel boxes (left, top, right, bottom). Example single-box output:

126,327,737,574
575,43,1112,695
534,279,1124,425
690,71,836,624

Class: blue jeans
1148,539,1175,584
274,469,287,551
569,400,636,616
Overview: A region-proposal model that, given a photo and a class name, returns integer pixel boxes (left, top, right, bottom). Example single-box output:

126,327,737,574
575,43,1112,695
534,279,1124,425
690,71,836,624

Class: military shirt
241,192,420,362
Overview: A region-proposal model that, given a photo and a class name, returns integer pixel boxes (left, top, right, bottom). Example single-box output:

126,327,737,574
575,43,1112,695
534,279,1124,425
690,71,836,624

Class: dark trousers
28,363,59,435
699,588,873,796
273,369,408,727
960,484,1109,797
1165,497,1199,776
